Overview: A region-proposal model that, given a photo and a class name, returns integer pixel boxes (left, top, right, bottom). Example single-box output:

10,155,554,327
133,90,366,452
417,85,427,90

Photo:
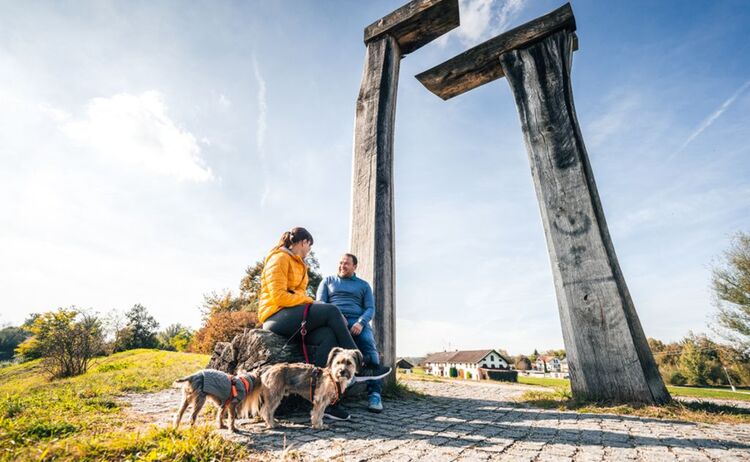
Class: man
317,253,387,413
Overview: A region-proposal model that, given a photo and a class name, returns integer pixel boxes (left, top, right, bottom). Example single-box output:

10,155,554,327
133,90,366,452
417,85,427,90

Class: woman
258,227,390,401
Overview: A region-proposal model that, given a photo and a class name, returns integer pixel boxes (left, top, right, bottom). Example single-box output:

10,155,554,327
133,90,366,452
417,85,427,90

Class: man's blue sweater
316,274,375,324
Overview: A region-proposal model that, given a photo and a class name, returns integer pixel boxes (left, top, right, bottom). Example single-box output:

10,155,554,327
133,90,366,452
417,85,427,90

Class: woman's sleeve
265,253,314,307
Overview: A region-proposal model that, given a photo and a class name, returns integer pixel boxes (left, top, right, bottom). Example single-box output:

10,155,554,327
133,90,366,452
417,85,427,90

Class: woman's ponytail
277,227,314,248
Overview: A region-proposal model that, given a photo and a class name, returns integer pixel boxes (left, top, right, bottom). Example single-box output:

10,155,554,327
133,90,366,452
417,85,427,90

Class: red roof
424,349,507,365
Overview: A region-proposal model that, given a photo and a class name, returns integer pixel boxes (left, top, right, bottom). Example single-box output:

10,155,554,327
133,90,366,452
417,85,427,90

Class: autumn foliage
190,310,258,354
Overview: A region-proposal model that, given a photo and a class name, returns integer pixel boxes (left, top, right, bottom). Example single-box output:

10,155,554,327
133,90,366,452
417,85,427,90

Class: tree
712,232,750,352
544,349,566,359
157,324,193,352
201,290,248,320
238,251,323,306
679,339,709,386
114,304,159,351
305,251,323,298
16,308,104,377
190,311,258,354
0,326,30,361
239,260,264,312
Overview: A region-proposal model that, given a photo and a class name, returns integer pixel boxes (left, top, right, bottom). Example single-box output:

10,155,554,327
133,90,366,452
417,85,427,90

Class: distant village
396,349,569,382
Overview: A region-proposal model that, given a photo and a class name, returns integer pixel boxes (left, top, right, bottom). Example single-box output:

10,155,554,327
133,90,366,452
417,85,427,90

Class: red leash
300,303,312,364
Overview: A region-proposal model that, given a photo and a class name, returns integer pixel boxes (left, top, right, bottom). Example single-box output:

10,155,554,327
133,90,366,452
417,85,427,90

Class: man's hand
350,322,363,336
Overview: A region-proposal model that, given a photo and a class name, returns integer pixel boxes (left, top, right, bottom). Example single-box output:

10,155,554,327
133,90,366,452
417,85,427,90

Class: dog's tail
241,375,263,419
172,372,199,389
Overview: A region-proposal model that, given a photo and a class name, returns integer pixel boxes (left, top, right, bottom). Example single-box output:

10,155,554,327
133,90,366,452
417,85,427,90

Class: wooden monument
416,3,669,404
350,0,459,385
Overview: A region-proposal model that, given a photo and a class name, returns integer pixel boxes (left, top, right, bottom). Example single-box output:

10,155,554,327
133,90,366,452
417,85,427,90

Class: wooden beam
415,3,576,100
350,35,401,385
364,0,460,55
499,30,670,404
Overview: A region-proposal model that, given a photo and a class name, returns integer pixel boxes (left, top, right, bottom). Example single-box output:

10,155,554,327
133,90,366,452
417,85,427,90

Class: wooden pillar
415,3,670,404
350,0,459,385
498,30,669,404
350,34,401,379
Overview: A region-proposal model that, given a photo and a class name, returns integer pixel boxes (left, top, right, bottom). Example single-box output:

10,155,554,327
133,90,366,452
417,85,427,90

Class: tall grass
0,349,257,461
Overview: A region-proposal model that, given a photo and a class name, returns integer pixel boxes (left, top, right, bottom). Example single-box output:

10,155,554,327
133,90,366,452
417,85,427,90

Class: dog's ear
355,350,364,369
326,347,344,368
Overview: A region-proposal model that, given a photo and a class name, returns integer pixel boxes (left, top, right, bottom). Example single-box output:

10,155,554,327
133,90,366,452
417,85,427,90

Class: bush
157,324,193,352
190,311,257,353
20,308,104,378
669,371,687,386
0,326,30,361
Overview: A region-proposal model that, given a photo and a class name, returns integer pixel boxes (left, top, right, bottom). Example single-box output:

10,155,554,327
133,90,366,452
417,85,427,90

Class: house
423,349,509,381
534,355,562,372
396,358,414,371
560,357,568,373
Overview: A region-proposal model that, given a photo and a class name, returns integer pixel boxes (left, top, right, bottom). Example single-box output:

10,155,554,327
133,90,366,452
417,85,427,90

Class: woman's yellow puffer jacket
258,246,314,323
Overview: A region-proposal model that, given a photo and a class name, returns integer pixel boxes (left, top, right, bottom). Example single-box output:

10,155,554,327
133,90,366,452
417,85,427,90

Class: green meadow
0,349,258,462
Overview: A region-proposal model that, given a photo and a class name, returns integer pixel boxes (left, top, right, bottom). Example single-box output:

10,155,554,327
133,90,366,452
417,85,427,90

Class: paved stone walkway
129,378,750,461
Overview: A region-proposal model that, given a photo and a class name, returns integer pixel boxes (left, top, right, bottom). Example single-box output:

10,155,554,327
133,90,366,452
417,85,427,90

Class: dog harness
223,373,252,410
308,367,342,405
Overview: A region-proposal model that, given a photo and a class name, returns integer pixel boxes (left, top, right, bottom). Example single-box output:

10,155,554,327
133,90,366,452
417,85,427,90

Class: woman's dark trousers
263,303,357,367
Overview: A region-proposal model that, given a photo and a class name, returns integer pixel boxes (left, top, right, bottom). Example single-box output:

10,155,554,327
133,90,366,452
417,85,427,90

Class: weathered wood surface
350,34,401,384
206,328,306,374
415,3,576,100
364,0,459,55
498,30,670,404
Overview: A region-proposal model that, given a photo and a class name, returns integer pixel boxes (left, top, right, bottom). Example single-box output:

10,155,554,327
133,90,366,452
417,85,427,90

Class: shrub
0,326,30,361
190,311,257,353
669,371,687,386
21,308,104,378
157,324,194,352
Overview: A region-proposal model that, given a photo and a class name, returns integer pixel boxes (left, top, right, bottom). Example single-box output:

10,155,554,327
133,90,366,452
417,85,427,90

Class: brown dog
249,347,363,429
173,370,260,432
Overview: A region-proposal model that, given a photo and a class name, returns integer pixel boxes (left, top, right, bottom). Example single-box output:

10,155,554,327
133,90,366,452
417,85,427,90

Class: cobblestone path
130,378,750,461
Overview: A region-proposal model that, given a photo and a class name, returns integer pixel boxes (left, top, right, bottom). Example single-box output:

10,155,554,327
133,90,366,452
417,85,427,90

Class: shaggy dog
250,347,363,429
172,369,260,432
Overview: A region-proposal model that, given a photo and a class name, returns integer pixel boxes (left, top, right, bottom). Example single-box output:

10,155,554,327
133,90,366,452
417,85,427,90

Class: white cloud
439,0,525,47
58,91,214,182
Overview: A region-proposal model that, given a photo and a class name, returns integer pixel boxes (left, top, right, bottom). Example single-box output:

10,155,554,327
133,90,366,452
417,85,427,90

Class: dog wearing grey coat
172,369,260,432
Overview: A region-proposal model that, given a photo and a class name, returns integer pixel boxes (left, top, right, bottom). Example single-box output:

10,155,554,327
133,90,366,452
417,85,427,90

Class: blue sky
1,0,748,356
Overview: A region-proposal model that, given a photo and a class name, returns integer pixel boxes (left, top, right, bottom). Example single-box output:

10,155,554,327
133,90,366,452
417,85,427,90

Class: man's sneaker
323,404,351,421
368,393,383,413
352,365,392,383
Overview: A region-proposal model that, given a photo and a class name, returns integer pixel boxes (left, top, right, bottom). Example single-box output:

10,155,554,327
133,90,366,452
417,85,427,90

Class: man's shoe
353,365,392,383
323,404,351,421
368,393,383,413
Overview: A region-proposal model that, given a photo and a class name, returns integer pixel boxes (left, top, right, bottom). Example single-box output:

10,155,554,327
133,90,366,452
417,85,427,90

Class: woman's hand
350,322,363,336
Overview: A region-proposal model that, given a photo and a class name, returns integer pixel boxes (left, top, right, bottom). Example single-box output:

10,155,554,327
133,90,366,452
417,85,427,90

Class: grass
516,374,750,402
0,349,261,461
517,389,750,424
383,377,426,400
515,374,750,424
405,369,750,424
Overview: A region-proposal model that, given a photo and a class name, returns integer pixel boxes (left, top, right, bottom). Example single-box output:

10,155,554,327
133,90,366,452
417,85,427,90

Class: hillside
0,349,259,461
